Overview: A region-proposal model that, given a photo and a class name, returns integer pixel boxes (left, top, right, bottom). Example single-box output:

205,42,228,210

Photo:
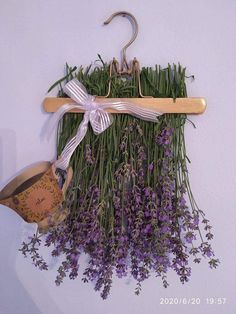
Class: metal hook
104,11,138,72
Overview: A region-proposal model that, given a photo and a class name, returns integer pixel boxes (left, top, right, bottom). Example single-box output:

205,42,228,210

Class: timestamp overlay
160,297,227,305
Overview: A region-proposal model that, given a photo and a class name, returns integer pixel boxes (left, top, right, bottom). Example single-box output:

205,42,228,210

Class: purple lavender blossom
19,120,218,299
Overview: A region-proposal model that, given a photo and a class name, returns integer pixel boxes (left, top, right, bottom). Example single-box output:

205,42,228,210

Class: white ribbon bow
50,78,162,170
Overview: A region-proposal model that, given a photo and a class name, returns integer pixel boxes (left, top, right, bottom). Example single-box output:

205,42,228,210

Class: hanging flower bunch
20,59,219,299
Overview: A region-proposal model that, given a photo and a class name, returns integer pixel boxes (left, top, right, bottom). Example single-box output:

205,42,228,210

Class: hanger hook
104,11,138,72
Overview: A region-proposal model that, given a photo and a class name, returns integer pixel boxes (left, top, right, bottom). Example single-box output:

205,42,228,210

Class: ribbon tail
46,104,82,140
125,104,160,122
54,112,89,170
101,102,161,123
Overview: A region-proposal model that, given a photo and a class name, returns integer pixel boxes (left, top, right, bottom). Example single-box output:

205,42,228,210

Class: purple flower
156,127,174,146
184,231,196,243
85,144,95,164
148,162,154,171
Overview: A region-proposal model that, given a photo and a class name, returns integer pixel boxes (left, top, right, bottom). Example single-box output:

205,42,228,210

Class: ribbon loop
63,79,92,105
50,78,162,170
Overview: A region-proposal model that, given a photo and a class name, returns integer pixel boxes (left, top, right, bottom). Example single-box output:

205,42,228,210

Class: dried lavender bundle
20,59,219,299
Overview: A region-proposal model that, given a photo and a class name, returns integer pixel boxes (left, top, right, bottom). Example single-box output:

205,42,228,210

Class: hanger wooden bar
43,97,206,114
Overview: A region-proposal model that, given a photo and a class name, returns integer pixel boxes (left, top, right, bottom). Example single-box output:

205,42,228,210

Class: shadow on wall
0,208,43,314
0,129,62,314
0,128,41,314
0,129,17,184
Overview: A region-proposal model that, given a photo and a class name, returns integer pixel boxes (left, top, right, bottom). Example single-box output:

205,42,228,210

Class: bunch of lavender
20,119,218,298
20,61,219,299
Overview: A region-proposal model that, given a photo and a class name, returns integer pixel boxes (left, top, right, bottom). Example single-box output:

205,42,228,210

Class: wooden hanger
43,11,206,114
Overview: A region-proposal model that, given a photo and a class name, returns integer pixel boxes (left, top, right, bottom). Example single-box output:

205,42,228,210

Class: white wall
0,0,236,313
